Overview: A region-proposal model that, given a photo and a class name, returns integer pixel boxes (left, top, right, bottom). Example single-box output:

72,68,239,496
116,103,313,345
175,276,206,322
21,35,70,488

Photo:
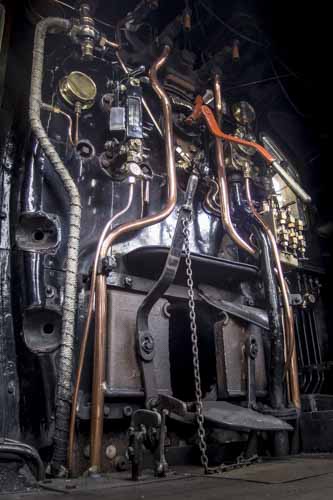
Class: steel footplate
203,401,293,432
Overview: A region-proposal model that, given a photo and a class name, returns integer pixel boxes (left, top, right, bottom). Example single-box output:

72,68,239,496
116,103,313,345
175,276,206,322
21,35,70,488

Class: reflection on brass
59,71,97,109
231,101,256,125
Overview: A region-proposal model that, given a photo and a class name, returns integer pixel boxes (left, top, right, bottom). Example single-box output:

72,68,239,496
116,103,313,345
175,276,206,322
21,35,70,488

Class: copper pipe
204,194,220,216
41,103,74,145
213,74,255,256
142,96,163,137
74,109,80,145
57,109,74,145
103,38,120,49
204,181,220,215
284,279,298,405
245,177,301,409
100,47,177,260
68,182,135,474
115,50,129,75
210,179,221,209
89,273,107,472
89,45,178,472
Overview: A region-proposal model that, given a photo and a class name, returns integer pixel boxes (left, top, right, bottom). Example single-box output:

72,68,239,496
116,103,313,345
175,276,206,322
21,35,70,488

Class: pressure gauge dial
59,71,97,110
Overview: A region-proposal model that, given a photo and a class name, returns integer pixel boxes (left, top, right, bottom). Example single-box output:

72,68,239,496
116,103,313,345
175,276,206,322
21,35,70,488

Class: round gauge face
59,71,97,109
231,101,256,125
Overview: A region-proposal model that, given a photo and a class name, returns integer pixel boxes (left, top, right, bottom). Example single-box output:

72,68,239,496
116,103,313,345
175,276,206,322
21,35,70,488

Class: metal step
203,401,293,432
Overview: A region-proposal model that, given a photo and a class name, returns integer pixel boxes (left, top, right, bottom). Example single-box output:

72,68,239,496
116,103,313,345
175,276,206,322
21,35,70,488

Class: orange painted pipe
187,96,275,164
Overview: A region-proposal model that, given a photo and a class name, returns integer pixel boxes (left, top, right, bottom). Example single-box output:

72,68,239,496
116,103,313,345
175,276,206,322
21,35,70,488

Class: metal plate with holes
106,290,171,395
203,401,292,432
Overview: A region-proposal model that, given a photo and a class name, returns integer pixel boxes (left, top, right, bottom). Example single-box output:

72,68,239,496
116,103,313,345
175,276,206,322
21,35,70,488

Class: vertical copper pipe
74,110,80,145
89,45,178,472
89,274,107,472
68,182,135,474
213,74,255,256
245,177,301,409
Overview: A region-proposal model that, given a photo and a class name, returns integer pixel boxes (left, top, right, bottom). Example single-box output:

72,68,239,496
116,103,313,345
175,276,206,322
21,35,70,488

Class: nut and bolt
141,335,154,354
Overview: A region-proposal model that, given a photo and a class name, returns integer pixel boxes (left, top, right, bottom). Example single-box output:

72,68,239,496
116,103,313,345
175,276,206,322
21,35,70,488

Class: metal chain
182,216,210,474
182,214,259,476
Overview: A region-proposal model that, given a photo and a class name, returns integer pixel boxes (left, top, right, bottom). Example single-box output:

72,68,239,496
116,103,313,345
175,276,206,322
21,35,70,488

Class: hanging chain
181,213,259,475
182,215,210,474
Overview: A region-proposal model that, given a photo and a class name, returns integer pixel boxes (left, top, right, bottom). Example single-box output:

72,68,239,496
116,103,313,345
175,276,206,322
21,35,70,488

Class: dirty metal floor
4,455,333,500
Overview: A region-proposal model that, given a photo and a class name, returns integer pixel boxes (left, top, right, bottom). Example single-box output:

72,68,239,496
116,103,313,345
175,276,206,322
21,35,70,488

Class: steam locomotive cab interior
0,0,331,491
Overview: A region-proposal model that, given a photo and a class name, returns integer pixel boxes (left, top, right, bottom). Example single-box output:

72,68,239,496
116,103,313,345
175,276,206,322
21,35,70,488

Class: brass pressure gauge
59,71,97,110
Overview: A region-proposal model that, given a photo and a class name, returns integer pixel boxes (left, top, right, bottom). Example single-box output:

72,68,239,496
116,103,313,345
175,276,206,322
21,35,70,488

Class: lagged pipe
29,17,82,473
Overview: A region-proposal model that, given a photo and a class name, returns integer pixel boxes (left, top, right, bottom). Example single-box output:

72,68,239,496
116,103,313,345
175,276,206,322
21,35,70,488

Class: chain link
182,216,210,474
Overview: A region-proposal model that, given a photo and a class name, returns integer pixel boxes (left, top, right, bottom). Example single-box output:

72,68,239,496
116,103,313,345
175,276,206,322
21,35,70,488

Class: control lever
128,409,161,480
154,409,169,477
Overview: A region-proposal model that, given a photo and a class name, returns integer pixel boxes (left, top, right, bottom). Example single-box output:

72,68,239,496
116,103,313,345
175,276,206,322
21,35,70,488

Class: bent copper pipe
204,181,220,216
89,45,178,472
68,182,135,474
245,177,301,409
213,74,255,256
41,103,74,145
